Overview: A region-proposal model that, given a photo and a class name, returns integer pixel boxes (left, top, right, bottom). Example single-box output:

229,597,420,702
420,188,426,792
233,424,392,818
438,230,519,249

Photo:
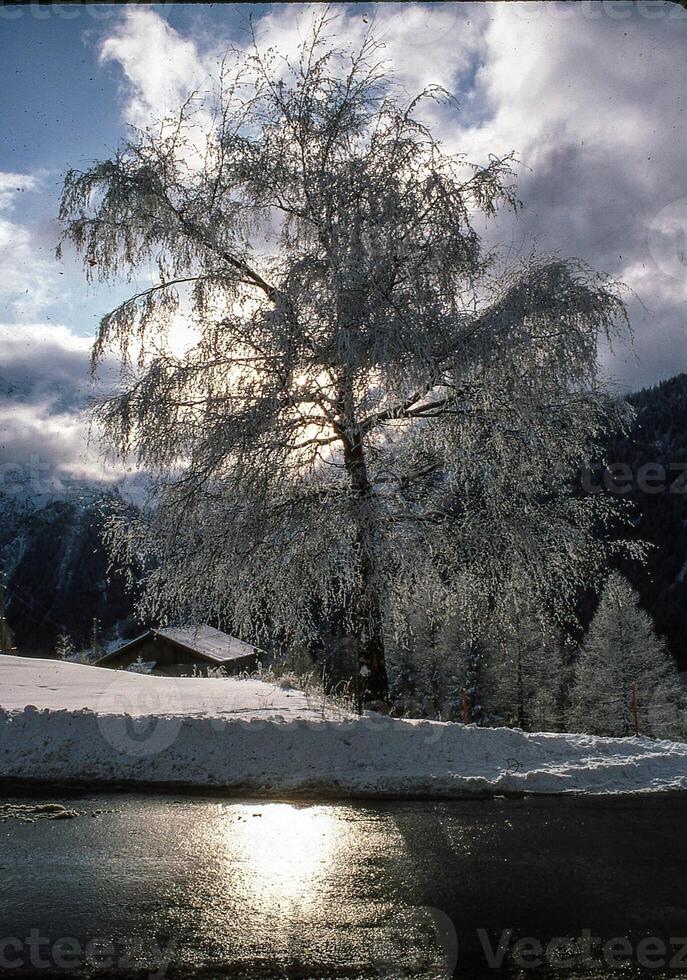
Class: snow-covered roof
96,625,260,665
156,625,259,664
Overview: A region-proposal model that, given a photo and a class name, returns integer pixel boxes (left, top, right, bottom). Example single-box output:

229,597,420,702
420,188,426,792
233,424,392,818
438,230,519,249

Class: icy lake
0,792,686,978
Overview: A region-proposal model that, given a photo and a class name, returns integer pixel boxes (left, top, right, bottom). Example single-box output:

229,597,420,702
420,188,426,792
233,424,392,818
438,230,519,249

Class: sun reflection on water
220,803,343,911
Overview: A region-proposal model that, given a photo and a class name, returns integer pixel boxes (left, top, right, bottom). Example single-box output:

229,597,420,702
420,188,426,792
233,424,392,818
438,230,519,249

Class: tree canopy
59,16,632,702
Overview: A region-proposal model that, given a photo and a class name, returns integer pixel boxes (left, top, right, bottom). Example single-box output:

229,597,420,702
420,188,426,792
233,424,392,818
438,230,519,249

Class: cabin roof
157,625,259,663
96,625,261,666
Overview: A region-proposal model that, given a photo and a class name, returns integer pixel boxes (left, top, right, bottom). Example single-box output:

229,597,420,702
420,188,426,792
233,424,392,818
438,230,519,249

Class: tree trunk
340,423,389,707
353,539,389,706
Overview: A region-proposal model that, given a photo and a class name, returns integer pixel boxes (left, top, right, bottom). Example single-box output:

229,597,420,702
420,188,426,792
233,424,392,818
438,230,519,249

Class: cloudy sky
1,1,686,489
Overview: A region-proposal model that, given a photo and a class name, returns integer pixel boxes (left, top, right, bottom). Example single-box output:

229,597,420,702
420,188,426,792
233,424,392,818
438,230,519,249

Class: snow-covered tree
434,581,495,724
387,603,454,719
59,16,631,703
90,618,103,661
386,570,495,720
487,602,569,732
569,573,683,738
54,633,76,661
0,571,14,655
389,577,525,724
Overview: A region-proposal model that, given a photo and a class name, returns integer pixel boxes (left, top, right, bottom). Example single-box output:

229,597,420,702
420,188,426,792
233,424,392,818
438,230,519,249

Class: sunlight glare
221,804,343,909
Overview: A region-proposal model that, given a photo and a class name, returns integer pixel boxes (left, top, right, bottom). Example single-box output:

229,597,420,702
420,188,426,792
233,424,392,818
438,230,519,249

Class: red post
631,682,640,737
463,689,470,726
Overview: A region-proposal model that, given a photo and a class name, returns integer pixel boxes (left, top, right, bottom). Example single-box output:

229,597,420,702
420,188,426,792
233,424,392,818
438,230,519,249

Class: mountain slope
603,372,687,669
0,486,139,654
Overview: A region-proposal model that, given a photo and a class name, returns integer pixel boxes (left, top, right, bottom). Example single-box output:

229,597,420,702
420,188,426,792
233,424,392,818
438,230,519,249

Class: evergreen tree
387,604,459,719
388,642,423,717
438,602,496,725
387,576,497,722
459,639,490,726
91,618,102,661
0,571,14,655
54,633,76,660
388,578,572,728
569,573,683,738
488,603,568,732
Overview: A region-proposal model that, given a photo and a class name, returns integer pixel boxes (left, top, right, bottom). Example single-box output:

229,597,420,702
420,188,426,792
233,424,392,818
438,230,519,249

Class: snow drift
1,657,686,797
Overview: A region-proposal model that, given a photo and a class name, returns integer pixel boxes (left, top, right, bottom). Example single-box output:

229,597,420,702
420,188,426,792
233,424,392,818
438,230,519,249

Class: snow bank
1,657,686,797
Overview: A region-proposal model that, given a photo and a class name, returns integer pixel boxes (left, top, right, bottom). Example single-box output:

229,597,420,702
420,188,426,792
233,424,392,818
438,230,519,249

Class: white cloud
97,2,687,389
432,2,687,387
0,172,39,213
0,174,64,322
0,401,100,486
100,7,210,128
0,173,105,486
368,3,484,94
98,3,480,133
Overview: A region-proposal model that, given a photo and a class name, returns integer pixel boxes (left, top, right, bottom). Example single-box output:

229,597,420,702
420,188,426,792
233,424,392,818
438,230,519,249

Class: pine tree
488,604,567,732
459,639,491,726
387,606,452,718
0,572,14,656
388,640,423,718
388,581,567,727
54,633,76,661
386,594,481,721
434,597,493,724
569,573,683,738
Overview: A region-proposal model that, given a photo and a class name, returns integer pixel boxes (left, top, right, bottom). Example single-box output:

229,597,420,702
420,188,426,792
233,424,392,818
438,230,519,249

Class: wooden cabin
95,625,261,676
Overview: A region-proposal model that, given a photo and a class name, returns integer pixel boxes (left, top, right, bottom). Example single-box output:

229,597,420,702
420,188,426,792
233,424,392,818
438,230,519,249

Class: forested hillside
603,372,687,670
0,488,139,655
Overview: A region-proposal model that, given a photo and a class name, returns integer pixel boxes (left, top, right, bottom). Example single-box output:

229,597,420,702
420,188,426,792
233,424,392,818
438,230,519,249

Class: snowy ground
0,656,335,720
1,656,686,797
